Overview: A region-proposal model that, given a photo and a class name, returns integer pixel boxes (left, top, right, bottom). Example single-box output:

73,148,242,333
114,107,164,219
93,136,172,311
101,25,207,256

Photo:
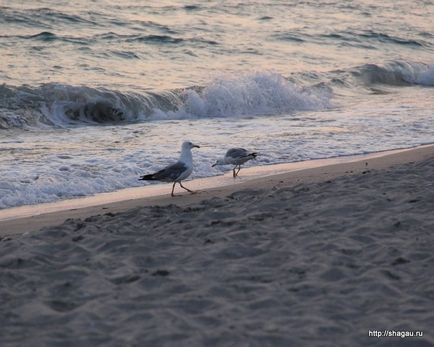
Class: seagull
139,141,200,197
212,148,257,178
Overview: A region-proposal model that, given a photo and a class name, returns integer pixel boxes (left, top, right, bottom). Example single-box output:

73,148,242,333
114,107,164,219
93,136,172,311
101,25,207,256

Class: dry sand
1,146,434,346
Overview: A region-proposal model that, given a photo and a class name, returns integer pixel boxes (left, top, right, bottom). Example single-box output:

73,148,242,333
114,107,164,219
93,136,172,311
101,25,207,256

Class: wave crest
354,61,434,86
171,72,329,118
0,72,331,129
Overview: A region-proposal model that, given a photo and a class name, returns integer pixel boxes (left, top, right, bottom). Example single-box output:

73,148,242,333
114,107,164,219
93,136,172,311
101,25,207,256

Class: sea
0,0,433,208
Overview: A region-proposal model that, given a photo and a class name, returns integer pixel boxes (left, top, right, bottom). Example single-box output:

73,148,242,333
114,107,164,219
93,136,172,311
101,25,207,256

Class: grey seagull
212,148,257,178
139,141,200,196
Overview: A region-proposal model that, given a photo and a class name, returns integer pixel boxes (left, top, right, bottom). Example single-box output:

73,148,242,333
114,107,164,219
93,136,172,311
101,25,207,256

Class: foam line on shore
1,144,434,236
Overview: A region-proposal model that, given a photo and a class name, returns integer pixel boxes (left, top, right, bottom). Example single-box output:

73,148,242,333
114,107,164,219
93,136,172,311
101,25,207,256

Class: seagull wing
226,148,249,159
151,161,188,182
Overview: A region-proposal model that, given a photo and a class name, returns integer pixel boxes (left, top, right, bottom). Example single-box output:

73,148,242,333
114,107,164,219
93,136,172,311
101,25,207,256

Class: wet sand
1,145,434,346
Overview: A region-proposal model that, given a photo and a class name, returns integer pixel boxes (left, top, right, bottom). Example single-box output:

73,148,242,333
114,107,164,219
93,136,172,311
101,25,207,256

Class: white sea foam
180,72,331,116
153,72,330,119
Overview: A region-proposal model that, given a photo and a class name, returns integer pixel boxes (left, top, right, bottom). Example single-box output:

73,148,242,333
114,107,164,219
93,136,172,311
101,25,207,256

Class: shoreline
1,144,434,236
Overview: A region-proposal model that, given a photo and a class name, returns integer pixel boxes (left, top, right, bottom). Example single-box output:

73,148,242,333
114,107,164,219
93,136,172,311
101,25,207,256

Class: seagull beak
211,163,216,167
193,144,200,148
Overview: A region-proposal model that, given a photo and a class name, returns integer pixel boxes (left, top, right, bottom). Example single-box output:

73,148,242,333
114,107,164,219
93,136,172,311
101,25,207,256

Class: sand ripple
1,159,434,346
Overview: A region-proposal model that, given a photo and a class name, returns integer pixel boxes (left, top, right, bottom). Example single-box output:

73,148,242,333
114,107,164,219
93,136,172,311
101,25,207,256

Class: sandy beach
1,146,434,346
2,1,434,346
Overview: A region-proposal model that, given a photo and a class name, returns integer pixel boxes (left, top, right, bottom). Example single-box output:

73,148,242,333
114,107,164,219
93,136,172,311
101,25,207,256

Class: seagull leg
233,166,237,178
179,181,195,194
171,182,176,197
235,165,241,177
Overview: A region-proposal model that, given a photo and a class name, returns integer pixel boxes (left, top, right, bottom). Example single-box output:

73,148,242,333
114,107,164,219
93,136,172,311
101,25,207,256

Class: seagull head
182,141,200,150
212,158,226,167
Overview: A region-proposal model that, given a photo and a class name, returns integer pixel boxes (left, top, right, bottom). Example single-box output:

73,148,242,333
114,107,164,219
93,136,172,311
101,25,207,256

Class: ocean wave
2,60,434,130
0,6,96,28
353,61,434,86
323,30,426,47
105,33,218,46
152,72,330,119
0,84,174,129
126,34,185,44
275,29,427,49
0,31,90,45
2,31,219,47
0,72,331,129
357,30,424,47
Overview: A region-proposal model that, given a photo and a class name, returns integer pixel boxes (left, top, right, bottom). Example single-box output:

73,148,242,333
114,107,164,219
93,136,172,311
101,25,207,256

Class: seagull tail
139,174,157,181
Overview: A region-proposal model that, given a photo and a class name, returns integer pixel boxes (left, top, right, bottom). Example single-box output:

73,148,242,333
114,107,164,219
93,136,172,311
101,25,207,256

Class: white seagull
139,141,200,197
212,148,257,178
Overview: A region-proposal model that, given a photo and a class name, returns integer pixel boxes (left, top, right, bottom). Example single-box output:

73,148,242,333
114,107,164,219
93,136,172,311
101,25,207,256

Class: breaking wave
2,61,433,130
353,61,434,87
0,72,331,129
